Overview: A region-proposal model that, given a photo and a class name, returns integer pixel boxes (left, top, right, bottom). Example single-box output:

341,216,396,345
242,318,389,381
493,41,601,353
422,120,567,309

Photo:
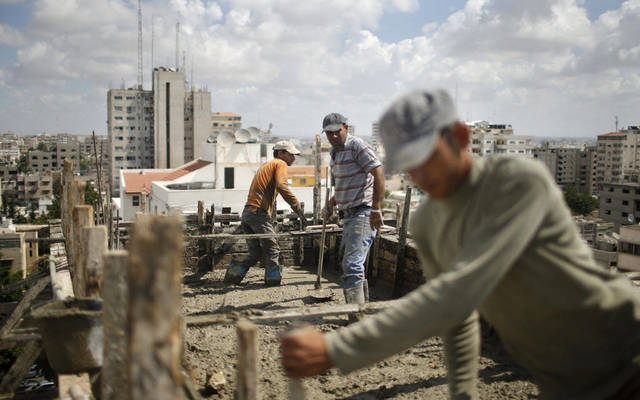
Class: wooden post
92,131,104,225
210,204,215,234
297,203,304,265
313,135,322,225
392,187,412,298
72,205,94,298
115,209,120,250
102,251,129,400
197,201,204,226
82,226,107,298
371,229,382,286
236,319,258,400
395,202,402,230
127,215,184,400
62,163,84,273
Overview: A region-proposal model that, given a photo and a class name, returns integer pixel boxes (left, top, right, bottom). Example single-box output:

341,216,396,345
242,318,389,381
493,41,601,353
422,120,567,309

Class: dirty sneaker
224,262,249,284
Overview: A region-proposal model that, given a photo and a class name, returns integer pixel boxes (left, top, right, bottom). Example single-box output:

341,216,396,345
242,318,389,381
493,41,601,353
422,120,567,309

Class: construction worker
281,89,640,399
322,113,385,306
224,140,306,286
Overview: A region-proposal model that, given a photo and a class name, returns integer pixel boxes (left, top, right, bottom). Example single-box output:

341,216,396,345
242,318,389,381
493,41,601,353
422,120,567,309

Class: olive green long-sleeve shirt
325,156,640,400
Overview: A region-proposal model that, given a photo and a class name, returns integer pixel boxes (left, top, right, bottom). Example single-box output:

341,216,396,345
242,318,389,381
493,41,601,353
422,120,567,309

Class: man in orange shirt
224,140,307,286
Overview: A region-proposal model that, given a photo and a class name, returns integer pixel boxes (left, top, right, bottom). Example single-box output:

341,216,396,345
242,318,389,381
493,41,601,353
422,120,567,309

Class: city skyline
0,0,638,138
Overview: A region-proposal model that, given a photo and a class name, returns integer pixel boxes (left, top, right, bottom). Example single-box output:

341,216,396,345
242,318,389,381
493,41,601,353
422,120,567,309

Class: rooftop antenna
137,0,142,89
615,115,619,132
175,21,180,70
151,15,155,73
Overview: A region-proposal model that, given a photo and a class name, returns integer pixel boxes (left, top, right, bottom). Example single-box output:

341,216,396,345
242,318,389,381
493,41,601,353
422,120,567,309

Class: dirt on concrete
182,261,539,399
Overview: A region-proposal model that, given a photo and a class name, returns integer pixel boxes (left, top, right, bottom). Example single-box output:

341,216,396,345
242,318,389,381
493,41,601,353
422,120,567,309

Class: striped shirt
330,135,381,210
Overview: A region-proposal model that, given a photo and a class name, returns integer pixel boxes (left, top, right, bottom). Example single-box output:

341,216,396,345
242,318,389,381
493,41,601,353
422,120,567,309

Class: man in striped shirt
323,113,385,306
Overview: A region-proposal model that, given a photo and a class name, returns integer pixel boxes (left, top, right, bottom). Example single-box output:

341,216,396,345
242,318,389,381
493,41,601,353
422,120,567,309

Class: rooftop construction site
0,152,550,400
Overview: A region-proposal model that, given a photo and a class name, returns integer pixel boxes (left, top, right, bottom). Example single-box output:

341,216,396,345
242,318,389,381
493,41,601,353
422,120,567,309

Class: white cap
379,89,458,172
273,140,301,155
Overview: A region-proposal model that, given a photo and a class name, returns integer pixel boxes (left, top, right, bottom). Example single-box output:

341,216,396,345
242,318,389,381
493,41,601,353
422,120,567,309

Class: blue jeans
340,208,376,289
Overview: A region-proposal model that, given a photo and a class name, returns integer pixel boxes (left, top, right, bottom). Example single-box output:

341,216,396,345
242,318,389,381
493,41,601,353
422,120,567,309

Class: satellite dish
628,214,635,224
247,127,260,142
218,131,234,147
206,135,216,143
235,128,251,143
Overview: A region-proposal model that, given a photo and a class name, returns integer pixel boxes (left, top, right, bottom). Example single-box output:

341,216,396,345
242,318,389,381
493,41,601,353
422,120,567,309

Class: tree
16,154,28,173
37,142,48,151
78,159,89,171
563,185,599,216
84,182,99,208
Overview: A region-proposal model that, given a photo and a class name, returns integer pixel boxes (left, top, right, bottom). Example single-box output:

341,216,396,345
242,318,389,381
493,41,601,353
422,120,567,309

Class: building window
114,95,122,100
224,167,234,189
133,195,140,206
115,116,123,120
114,106,123,111
623,200,629,206
260,144,267,158
606,198,612,203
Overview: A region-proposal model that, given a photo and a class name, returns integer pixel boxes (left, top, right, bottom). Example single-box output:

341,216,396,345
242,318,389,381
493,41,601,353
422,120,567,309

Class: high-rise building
107,67,211,196
595,126,640,185
107,88,154,195
153,67,185,169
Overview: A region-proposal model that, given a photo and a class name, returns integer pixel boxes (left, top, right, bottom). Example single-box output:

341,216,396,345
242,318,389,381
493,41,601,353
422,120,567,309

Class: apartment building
599,182,640,230
28,142,80,173
211,112,242,137
577,146,598,196
468,122,534,158
107,87,154,196
595,126,640,185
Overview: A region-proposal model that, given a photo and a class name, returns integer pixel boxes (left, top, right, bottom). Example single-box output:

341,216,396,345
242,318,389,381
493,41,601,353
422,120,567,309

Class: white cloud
1,0,639,138
0,23,26,46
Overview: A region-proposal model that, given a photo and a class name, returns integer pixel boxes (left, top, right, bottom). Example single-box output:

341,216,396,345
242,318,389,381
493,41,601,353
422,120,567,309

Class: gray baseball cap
322,113,348,132
273,140,301,155
378,89,458,173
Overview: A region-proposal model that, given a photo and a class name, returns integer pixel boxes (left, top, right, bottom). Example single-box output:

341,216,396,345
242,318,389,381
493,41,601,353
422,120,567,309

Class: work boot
223,262,248,285
343,286,366,323
264,268,282,286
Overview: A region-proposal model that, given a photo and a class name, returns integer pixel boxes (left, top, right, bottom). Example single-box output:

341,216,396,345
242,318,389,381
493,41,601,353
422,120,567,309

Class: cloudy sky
0,0,638,138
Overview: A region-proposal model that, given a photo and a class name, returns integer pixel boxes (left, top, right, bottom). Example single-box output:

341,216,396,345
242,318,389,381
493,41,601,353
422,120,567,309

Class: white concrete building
116,140,328,221
618,225,640,272
468,121,534,158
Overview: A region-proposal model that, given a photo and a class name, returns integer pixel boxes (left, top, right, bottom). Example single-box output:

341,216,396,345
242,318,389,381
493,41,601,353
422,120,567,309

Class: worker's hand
370,211,383,230
281,325,333,377
321,204,334,221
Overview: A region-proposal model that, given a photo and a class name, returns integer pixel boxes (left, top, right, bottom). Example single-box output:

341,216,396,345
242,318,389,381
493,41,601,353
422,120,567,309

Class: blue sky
0,0,638,139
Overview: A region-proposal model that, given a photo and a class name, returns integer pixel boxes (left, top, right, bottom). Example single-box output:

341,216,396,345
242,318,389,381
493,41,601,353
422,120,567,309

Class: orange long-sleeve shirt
245,158,301,217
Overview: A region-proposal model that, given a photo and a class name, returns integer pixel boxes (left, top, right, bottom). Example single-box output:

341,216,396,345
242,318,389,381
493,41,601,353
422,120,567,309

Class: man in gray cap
321,113,385,308
224,140,307,286
281,90,640,399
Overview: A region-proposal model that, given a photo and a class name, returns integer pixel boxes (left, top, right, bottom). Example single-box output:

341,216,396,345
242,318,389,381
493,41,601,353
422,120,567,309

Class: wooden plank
297,203,304,265
235,319,258,400
127,215,184,400
0,276,50,339
82,226,107,298
209,204,216,234
392,187,412,298
102,251,128,400
64,177,85,276
186,299,398,327
72,205,94,298
0,340,41,394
